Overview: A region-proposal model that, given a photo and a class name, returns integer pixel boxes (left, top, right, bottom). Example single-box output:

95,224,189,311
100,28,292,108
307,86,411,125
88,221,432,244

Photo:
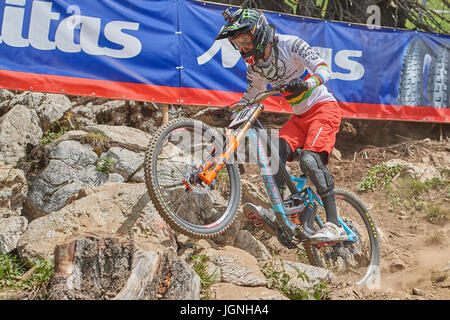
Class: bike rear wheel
309,188,381,287
144,118,241,238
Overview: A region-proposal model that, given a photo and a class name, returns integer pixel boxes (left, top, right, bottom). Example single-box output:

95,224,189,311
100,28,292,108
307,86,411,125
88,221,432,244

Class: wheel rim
311,190,380,287
151,122,239,233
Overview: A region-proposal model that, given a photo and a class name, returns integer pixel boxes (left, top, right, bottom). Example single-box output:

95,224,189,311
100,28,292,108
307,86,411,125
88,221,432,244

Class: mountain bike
144,89,380,287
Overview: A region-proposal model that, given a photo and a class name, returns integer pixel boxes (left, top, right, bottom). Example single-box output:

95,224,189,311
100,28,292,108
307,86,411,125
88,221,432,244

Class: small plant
85,130,110,147
0,254,26,289
261,255,329,300
190,254,219,300
295,245,310,264
425,232,445,246
0,254,54,299
40,112,78,145
424,204,448,225
96,156,116,174
41,127,67,144
20,258,54,299
358,163,404,192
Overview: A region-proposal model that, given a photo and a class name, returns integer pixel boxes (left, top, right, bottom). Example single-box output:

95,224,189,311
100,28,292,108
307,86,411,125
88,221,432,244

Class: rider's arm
291,38,332,90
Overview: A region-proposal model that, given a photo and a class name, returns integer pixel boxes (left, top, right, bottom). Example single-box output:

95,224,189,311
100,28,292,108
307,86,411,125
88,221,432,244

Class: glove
281,78,309,96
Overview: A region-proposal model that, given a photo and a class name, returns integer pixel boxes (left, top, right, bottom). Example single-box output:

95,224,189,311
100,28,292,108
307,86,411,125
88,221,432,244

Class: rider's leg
273,137,293,198
276,101,343,240
298,101,343,241
299,150,339,226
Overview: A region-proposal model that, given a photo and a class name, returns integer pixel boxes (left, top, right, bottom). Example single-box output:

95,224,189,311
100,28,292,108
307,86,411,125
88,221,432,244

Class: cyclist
215,7,345,242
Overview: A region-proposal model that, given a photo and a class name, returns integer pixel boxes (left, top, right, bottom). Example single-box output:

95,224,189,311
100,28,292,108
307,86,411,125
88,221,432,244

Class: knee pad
300,150,334,196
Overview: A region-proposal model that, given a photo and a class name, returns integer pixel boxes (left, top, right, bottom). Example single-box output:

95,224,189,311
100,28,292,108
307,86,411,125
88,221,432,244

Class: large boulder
7,91,72,132
98,147,145,182
198,246,268,287
233,230,272,262
24,124,152,219
48,233,200,300
384,159,443,183
114,240,200,300
264,257,335,291
24,140,107,219
18,183,177,263
28,93,71,132
0,104,42,165
82,124,151,151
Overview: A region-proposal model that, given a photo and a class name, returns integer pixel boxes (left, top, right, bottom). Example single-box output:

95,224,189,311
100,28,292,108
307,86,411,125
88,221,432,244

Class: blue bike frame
248,127,357,243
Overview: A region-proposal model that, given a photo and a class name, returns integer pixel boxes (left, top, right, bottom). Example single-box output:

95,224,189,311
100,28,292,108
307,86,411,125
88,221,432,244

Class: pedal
315,241,336,248
308,236,348,245
247,212,264,228
243,203,277,236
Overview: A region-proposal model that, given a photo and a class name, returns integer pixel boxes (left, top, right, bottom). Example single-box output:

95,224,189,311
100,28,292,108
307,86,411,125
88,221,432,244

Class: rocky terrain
0,89,448,300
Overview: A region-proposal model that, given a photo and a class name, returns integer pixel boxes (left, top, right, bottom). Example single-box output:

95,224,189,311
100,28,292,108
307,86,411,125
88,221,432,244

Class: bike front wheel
144,118,241,239
309,188,381,288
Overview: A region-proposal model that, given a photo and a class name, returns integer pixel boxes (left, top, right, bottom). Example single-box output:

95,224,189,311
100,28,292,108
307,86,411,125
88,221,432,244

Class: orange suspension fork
198,105,264,185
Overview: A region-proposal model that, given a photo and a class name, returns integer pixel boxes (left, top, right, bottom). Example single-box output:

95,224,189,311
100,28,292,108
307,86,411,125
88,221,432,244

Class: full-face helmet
215,7,274,65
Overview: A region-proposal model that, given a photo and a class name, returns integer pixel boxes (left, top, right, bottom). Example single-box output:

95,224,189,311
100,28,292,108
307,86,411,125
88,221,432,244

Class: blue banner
0,0,448,121
181,0,450,121
0,0,180,102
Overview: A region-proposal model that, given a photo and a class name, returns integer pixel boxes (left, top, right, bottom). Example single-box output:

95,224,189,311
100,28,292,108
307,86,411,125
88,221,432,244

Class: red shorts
278,101,341,162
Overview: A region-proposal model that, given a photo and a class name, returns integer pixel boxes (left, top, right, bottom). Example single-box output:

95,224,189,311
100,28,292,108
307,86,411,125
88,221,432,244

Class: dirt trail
326,126,450,300
245,118,450,300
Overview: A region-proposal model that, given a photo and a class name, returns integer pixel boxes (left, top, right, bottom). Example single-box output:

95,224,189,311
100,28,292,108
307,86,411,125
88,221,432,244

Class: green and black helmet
215,7,274,65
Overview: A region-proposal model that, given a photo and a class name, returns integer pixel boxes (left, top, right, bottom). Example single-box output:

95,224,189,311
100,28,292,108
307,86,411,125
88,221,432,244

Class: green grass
424,203,448,225
261,255,330,300
0,254,26,289
190,254,220,300
384,173,449,224
41,127,67,144
295,244,310,265
0,254,54,299
358,163,404,192
96,156,116,174
85,130,110,147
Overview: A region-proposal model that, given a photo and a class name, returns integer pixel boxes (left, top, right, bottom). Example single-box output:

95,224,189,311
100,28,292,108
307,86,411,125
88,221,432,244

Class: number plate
228,106,257,128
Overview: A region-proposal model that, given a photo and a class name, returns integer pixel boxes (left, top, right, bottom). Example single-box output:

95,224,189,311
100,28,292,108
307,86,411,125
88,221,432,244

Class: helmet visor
230,33,254,54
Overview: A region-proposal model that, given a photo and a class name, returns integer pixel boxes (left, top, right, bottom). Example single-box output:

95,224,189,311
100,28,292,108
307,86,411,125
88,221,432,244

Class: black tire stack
428,43,449,108
399,39,449,108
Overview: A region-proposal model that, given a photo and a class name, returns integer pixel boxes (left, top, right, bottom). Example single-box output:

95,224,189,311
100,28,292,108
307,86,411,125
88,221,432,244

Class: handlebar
214,87,285,121
226,87,282,111
245,88,281,107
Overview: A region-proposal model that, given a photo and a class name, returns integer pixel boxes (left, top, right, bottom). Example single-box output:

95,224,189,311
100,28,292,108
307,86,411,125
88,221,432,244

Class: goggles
230,32,254,54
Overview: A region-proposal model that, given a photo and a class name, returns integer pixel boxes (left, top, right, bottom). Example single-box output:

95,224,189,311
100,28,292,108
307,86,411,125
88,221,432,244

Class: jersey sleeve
290,37,332,89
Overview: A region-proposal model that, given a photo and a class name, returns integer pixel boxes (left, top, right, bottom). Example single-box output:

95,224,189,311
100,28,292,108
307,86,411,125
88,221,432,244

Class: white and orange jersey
242,34,336,115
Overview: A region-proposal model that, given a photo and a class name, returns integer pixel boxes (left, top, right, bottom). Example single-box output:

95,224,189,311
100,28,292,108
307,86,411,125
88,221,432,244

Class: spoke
168,190,189,208
174,198,185,217
159,181,186,188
